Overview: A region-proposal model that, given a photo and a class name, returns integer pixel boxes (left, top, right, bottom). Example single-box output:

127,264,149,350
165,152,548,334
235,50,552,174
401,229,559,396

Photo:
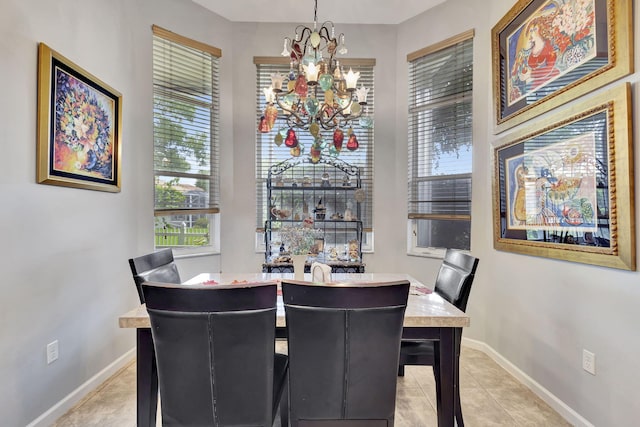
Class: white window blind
255,58,375,233
408,31,473,250
152,25,221,249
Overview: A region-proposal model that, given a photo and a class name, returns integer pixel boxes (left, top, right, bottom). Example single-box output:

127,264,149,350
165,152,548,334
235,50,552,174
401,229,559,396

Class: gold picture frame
491,0,632,133
492,83,634,270
37,43,122,192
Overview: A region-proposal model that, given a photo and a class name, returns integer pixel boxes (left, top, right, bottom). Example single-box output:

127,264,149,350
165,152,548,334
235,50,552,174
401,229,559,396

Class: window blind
408,34,473,222
152,26,220,216
255,58,375,232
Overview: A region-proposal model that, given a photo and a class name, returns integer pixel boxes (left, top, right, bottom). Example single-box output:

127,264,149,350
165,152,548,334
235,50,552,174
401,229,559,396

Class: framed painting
491,0,632,133
37,43,122,192
492,83,634,270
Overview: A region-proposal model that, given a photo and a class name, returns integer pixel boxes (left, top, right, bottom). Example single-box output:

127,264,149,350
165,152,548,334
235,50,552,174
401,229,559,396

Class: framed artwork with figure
492,83,635,270
37,43,122,192
491,0,632,133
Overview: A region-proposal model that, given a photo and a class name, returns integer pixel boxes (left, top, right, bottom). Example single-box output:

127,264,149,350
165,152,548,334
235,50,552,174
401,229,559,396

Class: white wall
3,0,640,425
0,0,229,425
397,0,640,425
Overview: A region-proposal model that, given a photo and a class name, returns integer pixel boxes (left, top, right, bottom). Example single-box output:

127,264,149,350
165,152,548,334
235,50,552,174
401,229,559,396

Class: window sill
174,250,220,259
407,248,446,259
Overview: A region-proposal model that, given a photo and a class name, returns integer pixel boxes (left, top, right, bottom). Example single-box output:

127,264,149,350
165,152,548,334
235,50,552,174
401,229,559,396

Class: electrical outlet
582,349,595,375
47,340,59,364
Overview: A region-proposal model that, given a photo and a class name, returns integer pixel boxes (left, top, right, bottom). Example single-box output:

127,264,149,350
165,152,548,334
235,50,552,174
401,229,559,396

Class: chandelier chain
314,0,318,23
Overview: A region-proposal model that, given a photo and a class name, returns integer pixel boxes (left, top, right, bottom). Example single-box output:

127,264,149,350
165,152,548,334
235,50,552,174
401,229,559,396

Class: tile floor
53,346,571,426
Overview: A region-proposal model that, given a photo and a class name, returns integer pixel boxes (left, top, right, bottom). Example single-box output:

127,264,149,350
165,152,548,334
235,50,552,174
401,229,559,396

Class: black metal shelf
268,185,358,191
264,157,364,270
266,219,362,224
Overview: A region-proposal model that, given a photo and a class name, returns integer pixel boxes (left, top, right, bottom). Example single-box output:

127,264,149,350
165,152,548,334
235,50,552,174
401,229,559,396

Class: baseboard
26,348,136,427
462,338,594,427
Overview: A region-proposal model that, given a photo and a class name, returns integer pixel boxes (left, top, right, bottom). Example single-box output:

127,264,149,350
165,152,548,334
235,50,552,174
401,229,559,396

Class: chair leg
279,372,289,427
398,364,405,377
455,395,464,427
432,364,442,407
454,330,464,427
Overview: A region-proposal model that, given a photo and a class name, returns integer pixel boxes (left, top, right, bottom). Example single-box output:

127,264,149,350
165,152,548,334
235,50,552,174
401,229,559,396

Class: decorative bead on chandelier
258,0,372,163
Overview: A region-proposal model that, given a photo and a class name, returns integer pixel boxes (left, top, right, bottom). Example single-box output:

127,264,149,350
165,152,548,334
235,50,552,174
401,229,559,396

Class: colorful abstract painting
507,0,596,107
505,132,597,231
53,66,116,180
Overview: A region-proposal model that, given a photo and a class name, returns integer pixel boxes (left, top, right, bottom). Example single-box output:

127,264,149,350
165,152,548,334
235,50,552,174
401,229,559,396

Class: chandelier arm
322,99,362,124
317,25,333,44
280,104,309,130
316,25,336,60
293,25,311,42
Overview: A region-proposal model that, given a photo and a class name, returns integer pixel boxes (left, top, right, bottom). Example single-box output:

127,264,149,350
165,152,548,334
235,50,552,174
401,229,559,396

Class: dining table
118,272,470,427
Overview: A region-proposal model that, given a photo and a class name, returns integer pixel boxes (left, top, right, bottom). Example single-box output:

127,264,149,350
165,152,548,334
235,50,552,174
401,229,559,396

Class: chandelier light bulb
344,68,360,90
263,86,275,103
355,85,369,104
303,63,320,84
270,72,285,92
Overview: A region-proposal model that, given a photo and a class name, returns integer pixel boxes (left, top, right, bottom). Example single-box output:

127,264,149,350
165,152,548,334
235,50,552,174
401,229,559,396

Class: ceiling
192,0,447,25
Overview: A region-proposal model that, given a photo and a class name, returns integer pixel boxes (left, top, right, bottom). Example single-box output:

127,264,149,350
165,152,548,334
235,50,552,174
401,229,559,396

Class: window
152,25,221,253
407,31,474,253
254,58,375,251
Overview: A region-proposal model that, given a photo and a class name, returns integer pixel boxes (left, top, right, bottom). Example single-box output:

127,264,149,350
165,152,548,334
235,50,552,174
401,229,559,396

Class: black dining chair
398,249,479,426
282,279,410,427
142,281,288,427
129,248,181,303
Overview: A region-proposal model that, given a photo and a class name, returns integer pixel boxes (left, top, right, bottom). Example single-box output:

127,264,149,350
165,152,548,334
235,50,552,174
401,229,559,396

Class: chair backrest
129,249,181,303
434,249,480,312
282,280,410,427
142,281,279,427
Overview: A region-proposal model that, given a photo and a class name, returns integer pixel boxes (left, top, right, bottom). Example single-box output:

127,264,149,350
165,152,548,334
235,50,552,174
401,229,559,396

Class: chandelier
258,0,372,162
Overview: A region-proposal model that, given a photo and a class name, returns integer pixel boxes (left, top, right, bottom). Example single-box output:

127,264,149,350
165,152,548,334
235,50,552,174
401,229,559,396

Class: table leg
137,328,158,427
454,327,463,425
436,327,456,427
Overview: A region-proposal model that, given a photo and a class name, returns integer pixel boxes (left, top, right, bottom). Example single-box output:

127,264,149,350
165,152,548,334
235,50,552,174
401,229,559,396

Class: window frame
254,57,376,253
407,30,474,256
152,25,221,255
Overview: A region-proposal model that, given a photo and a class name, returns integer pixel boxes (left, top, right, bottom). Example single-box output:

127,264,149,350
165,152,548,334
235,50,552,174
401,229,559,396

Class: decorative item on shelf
271,207,291,219
348,240,359,261
302,175,312,186
354,188,365,203
330,212,343,220
279,225,324,279
328,246,338,261
314,198,326,220
321,172,331,187
343,207,353,221
280,225,324,256
342,173,352,186
312,238,325,254
258,0,372,162
275,175,284,187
